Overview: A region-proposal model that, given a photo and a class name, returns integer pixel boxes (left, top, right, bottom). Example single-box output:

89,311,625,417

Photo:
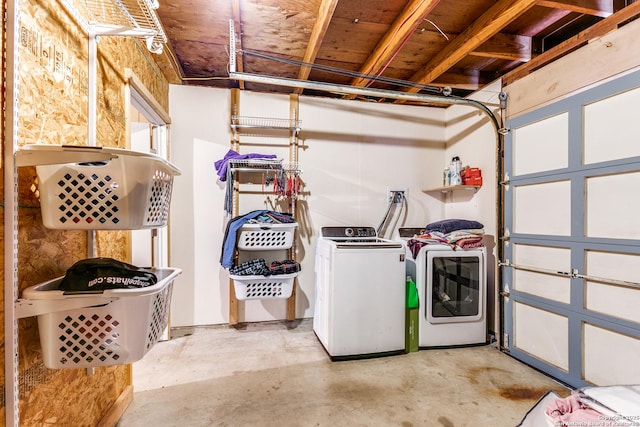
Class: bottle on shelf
450,156,462,185
443,167,450,186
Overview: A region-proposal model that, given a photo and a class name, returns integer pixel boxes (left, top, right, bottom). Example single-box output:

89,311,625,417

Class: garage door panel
584,86,640,164
513,244,571,303
586,251,640,283
513,112,569,175
504,68,640,388
586,172,640,239
514,181,571,236
514,302,569,371
583,324,640,385
585,251,640,323
586,282,640,324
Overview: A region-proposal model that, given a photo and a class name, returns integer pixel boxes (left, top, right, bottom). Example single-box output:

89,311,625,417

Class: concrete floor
117,319,569,427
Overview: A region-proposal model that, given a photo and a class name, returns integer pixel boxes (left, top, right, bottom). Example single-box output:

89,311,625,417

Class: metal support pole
228,71,502,134
87,34,98,259
4,0,20,425
88,33,97,147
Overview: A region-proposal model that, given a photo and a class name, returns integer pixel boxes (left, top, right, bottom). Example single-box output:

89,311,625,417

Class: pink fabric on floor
545,395,602,426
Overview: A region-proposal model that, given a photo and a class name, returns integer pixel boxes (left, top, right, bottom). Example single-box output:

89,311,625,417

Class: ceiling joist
295,0,339,94
347,0,442,91
399,0,538,99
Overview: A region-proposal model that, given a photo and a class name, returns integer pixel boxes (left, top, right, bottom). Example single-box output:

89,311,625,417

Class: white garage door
502,69,640,388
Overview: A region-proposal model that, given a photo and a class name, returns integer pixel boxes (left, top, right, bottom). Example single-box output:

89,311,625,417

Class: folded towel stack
406,219,485,257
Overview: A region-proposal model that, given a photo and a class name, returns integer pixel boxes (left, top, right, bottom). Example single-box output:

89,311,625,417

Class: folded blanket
425,219,484,234
215,149,277,182
414,230,485,245
456,237,484,249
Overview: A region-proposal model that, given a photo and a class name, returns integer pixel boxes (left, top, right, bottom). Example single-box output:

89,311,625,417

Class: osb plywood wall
1,0,173,424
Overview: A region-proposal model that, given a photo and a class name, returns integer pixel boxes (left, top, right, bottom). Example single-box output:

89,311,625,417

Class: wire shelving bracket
60,0,168,53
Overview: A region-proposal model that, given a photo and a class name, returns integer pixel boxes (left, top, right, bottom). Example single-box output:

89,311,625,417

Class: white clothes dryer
313,226,406,359
401,229,487,348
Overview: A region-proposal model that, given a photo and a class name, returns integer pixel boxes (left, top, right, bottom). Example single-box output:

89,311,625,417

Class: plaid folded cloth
269,260,301,275
230,258,270,276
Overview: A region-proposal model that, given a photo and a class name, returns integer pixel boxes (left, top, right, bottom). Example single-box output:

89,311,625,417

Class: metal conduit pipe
228,71,502,135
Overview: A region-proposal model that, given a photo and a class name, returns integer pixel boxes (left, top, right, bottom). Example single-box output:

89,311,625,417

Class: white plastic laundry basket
32,149,180,230
22,267,182,369
237,223,297,250
230,272,297,300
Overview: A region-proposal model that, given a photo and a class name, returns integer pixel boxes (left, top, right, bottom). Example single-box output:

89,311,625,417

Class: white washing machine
313,226,406,359
400,228,487,348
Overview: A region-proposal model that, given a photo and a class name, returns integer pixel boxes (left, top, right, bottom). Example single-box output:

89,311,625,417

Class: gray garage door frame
502,68,640,388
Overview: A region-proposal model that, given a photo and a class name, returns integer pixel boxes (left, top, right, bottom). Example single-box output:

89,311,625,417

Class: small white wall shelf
423,184,481,194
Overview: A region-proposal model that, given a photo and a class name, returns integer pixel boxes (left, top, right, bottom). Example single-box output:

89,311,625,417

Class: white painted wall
169,85,231,327
168,84,498,327
130,123,153,268
445,80,502,335
444,81,500,238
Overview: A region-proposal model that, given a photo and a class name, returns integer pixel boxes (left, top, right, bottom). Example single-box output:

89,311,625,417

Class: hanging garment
214,149,277,182
217,150,279,216
220,210,270,268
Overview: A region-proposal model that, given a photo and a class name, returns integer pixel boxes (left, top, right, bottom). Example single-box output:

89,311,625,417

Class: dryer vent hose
376,191,406,238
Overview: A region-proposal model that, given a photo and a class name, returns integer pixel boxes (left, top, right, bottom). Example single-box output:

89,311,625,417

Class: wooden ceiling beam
537,0,614,18
400,0,538,98
295,0,339,94
347,0,441,90
471,33,532,62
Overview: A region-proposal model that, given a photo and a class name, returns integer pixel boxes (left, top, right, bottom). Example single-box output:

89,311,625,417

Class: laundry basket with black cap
22,257,182,369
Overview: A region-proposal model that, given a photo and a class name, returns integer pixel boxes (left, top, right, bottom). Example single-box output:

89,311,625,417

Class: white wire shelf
228,158,301,173
60,0,167,53
231,116,302,130
231,116,302,133
228,158,282,170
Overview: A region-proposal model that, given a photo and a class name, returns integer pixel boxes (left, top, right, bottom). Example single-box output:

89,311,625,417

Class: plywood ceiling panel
154,0,640,103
